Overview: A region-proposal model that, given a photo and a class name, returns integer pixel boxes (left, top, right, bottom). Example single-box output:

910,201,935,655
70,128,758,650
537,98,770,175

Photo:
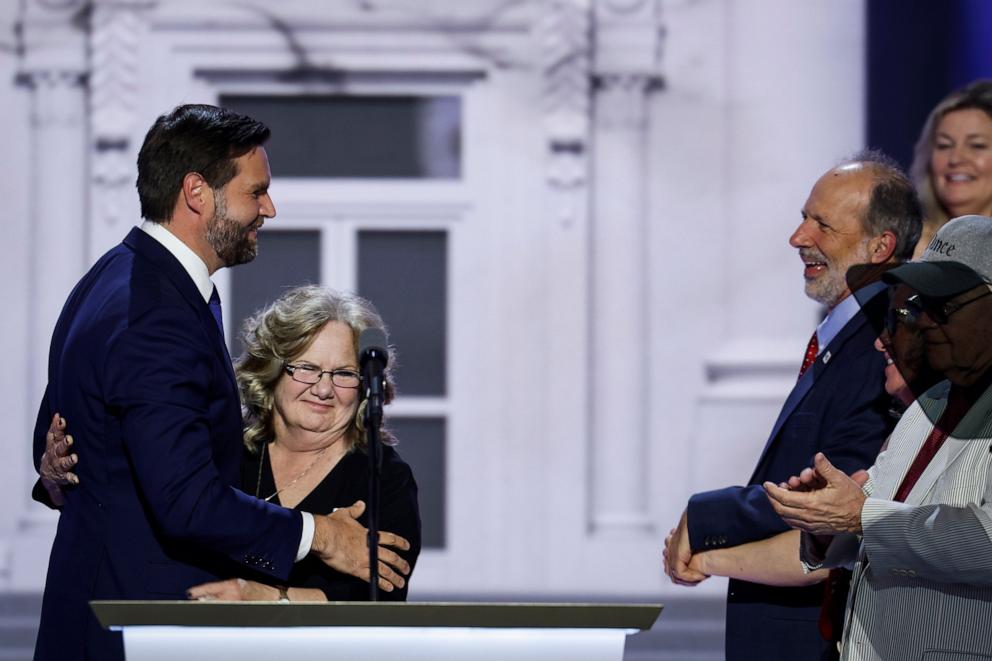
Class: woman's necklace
255,442,329,503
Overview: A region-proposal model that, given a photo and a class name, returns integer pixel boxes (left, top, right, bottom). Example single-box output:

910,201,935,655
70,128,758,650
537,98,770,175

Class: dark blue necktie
208,286,225,338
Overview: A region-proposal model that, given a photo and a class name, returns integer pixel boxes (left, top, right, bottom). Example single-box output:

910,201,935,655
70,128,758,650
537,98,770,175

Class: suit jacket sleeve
687,333,891,552
105,301,303,581
860,493,992,584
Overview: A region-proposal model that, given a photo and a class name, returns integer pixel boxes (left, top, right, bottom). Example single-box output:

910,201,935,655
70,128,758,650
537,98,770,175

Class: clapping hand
764,453,866,535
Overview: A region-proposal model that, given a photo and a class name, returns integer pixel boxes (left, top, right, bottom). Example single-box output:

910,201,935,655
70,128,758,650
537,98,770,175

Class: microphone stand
363,358,385,601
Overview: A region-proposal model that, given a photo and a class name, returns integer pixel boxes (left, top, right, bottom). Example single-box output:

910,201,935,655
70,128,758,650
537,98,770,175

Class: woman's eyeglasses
284,363,361,388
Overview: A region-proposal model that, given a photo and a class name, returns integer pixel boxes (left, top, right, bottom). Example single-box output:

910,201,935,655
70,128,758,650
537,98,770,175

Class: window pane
220,95,461,179
388,416,446,549
229,230,321,357
357,230,447,396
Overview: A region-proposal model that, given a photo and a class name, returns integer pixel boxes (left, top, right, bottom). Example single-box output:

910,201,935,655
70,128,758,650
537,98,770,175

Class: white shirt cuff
296,512,315,562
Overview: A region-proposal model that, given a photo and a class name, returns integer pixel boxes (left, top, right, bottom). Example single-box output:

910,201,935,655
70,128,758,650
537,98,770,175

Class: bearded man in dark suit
32,105,409,661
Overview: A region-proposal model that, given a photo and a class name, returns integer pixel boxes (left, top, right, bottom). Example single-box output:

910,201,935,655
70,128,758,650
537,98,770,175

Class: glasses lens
916,296,948,325
331,371,361,388
940,289,991,321
904,295,929,324
288,365,320,384
887,295,925,334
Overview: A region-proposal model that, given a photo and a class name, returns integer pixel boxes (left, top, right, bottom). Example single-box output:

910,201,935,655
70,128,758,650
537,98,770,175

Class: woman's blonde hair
236,285,397,454
910,80,992,227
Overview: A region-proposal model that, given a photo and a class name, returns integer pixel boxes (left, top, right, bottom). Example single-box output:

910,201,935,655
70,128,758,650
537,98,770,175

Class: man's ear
181,172,211,216
868,230,897,264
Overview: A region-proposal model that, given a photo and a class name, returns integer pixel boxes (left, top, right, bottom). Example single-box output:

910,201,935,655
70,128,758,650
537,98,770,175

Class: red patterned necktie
893,387,972,502
798,331,819,379
818,567,850,644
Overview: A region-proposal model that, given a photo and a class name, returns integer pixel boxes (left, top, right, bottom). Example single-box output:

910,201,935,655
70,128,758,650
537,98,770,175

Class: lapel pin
822,351,832,364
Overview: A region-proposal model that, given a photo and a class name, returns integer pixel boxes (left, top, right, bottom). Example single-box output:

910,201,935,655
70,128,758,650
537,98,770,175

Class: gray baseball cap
883,214,992,298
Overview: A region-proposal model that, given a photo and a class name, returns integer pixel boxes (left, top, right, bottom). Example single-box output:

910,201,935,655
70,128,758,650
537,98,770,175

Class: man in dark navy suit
663,153,923,660
32,105,410,661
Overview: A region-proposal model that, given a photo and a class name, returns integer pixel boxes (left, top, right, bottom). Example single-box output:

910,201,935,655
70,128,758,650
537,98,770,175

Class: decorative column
539,0,597,547
11,0,90,589
22,1,89,478
26,68,89,354
89,0,153,256
588,0,663,536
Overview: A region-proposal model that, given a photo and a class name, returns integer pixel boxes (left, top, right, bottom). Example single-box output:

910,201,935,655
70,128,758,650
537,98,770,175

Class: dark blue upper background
867,0,992,168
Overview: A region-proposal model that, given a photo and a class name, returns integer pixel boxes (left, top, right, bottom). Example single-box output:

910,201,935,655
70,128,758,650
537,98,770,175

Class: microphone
358,328,388,601
359,327,389,370
359,328,389,414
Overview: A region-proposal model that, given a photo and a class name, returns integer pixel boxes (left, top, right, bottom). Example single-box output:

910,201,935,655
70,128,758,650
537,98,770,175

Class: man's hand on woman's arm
310,500,411,593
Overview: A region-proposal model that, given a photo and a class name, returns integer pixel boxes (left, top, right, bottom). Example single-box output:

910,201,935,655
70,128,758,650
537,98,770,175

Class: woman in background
911,80,992,256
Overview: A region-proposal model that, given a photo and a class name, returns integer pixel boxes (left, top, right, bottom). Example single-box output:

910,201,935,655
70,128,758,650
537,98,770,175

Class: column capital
21,70,86,129
18,0,89,84
593,0,664,79
18,68,86,88
23,0,88,16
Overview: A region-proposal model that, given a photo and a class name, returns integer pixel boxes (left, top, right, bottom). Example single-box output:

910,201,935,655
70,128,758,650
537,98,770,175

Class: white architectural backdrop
0,0,866,602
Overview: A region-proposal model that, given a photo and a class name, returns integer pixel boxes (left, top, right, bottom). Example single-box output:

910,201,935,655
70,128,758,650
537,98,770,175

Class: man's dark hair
136,104,271,222
847,148,923,262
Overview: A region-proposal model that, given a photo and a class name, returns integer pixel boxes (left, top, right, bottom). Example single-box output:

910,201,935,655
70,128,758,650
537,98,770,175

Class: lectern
91,601,662,661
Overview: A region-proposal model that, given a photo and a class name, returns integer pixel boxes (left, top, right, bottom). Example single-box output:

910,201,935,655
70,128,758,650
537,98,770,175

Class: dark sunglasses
886,288,992,335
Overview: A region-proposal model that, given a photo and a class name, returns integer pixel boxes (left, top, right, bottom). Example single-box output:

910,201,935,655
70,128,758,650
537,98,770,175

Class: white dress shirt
814,281,886,355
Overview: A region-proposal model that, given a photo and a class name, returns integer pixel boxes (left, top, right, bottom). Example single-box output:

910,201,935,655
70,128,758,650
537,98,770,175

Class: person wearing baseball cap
883,213,992,298
765,214,992,660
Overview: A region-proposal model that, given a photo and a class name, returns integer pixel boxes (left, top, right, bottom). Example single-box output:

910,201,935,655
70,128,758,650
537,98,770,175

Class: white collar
139,220,214,303
815,281,887,352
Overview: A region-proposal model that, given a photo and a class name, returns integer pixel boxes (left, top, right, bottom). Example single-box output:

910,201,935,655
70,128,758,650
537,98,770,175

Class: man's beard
802,242,871,308
206,191,260,267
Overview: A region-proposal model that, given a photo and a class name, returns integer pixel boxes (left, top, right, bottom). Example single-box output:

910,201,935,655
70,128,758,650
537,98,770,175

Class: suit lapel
765,367,815,452
123,227,238,391
750,300,875,477
909,383,992,503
